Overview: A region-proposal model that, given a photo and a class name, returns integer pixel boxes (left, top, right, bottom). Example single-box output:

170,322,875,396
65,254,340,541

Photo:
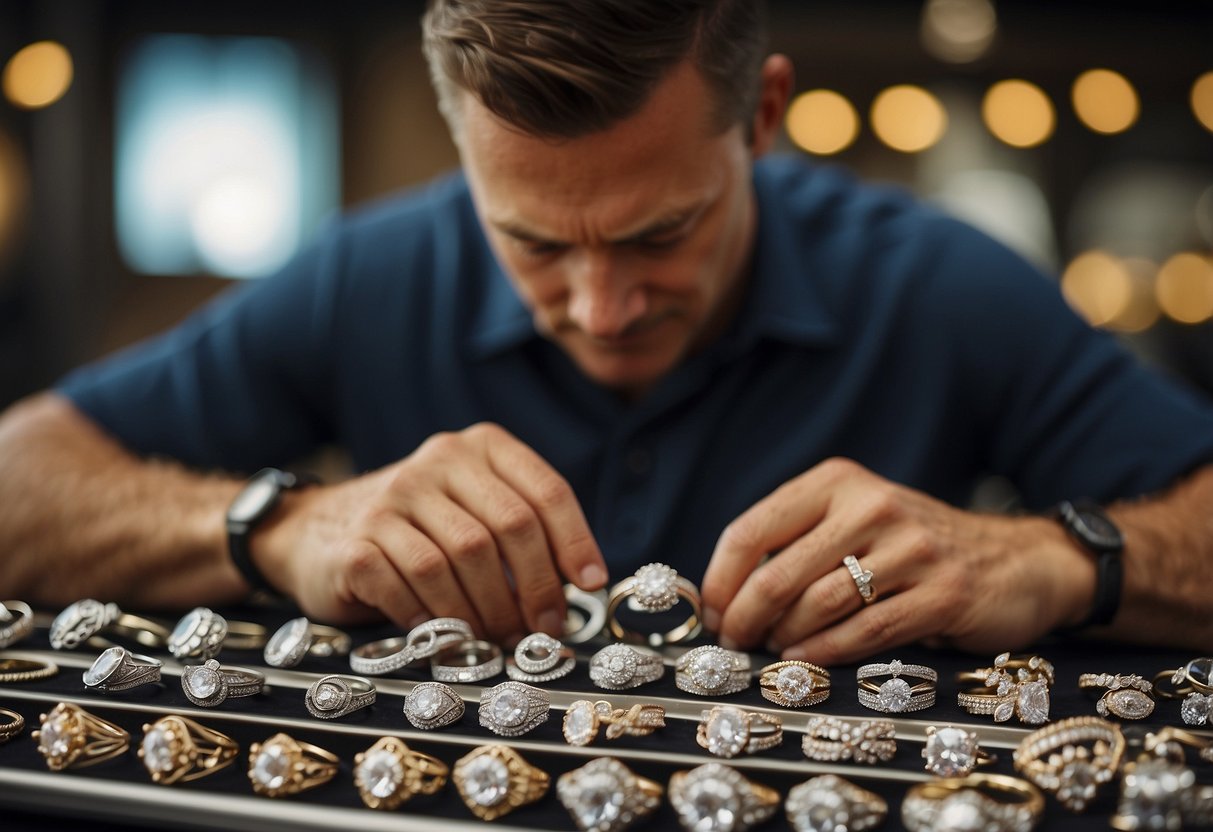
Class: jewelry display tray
0,608,1207,832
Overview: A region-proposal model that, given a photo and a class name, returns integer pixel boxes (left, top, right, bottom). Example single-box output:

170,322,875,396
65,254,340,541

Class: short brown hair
422,0,768,140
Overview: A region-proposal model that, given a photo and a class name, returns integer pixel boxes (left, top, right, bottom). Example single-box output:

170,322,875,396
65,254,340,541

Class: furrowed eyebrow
491,204,705,247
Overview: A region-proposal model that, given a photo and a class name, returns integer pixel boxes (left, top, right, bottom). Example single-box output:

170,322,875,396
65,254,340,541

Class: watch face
1073,508,1124,552
228,476,280,523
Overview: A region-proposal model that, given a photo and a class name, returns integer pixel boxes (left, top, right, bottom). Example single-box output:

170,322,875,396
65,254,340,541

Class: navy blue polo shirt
58,155,1213,582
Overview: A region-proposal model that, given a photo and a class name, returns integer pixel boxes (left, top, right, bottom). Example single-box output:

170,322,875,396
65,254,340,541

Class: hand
257,423,607,642
700,457,1094,664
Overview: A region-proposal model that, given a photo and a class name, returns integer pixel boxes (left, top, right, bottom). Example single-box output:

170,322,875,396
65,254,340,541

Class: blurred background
0,0,1210,411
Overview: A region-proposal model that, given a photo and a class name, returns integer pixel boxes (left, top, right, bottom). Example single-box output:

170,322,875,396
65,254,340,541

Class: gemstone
1017,679,1050,724
776,666,815,702
559,764,625,829
39,712,73,758
357,748,404,800
172,609,202,645
265,617,308,665
705,707,748,757
1058,760,1098,810
692,651,733,691
924,727,976,777
936,793,986,832
412,685,444,719
186,667,221,699
888,659,903,675
316,684,343,709
877,678,911,712
252,743,291,791
564,701,596,746
462,755,510,807
1106,689,1154,720
786,782,848,832
1182,693,1211,726
141,724,176,774
678,772,740,832
492,690,526,727
1187,658,1213,688
83,647,124,687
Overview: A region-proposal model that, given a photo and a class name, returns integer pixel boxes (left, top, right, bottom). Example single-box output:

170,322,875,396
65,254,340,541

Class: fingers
333,538,428,630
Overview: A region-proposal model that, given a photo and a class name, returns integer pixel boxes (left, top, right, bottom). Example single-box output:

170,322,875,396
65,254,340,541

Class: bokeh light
1072,69,1139,135
982,80,1055,148
870,85,947,153
2,41,74,109
1155,251,1213,324
786,89,860,155
1061,250,1133,328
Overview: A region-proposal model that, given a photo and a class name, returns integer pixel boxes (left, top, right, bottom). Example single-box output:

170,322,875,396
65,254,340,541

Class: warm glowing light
1156,252,1213,324
0,129,29,269
786,90,860,155
1072,69,1139,135
1061,251,1133,327
2,41,73,109
1193,72,1213,134
982,80,1055,148
870,85,947,153
1106,258,1159,333
920,0,997,64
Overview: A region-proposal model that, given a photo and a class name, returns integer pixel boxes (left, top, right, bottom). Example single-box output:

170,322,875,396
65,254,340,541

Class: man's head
423,1,791,396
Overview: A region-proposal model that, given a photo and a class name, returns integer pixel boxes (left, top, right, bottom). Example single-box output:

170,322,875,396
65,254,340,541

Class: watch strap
228,468,304,597
1056,499,1124,629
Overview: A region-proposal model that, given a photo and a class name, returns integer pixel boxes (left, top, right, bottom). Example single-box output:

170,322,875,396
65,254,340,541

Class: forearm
0,392,246,609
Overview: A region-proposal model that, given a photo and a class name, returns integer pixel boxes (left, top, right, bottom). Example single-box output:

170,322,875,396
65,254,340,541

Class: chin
572,351,677,395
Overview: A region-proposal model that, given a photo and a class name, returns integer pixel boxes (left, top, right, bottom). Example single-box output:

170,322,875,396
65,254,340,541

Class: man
1,0,1211,664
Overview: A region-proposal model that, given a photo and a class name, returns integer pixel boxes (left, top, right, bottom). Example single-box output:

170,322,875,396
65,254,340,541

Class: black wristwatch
1054,498,1125,628
227,468,308,596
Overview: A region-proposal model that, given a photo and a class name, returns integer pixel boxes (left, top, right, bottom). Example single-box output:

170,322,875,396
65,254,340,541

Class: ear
750,54,794,158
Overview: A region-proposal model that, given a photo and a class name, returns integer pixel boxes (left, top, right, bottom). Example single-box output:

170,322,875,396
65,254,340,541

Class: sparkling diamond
492,690,526,727
1107,689,1154,720
1182,692,1211,725
678,773,740,832
463,755,510,807
141,724,176,774
564,701,597,746
924,727,976,777
705,707,748,758
877,677,911,712
40,712,73,757
936,793,986,832
1017,679,1050,724
252,743,291,791
315,684,341,709
172,609,202,645
776,666,814,702
888,659,903,675
1058,760,1098,811
357,748,404,800
558,761,627,829
633,563,677,611
83,647,124,687
265,617,309,666
787,782,848,832
186,667,221,699
412,685,444,719
1188,658,1213,688
692,651,733,691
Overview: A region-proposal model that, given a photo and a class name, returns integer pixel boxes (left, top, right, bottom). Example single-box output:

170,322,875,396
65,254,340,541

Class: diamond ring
82,646,162,692
350,617,474,675
507,632,576,683
403,681,466,729
34,702,130,770
923,725,997,777
562,699,666,746
1079,672,1156,720
842,555,875,604
589,643,665,690
0,600,34,648
49,599,170,651
787,774,888,832
801,715,897,764
759,660,830,707
607,562,702,646
669,763,780,832
354,736,449,810
956,652,1053,724
1114,754,1203,832
676,645,751,696
856,659,936,713
263,617,352,668
1154,657,1213,698
139,715,239,785
168,607,230,662
1013,715,1125,812
697,705,783,758
453,744,550,821
479,681,550,737
304,674,377,719
0,707,26,743
0,657,58,683
902,773,1045,832
431,639,504,683
181,659,266,707
558,757,663,832
248,732,339,797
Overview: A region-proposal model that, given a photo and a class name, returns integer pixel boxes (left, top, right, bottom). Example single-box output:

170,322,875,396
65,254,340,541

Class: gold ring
1143,725,1213,765
354,736,449,810
139,715,239,785
223,619,269,650
956,652,1053,724
248,733,339,797
0,706,25,743
0,657,59,684
787,775,888,831
453,744,549,821
557,757,663,832
669,763,780,832
1013,716,1125,812
902,773,1044,831
1078,672,1156,720
759,660,831,707
606,562,702,647
34,702,130,771
562,700,667,746
802,715,897,764
1153,657,1213,699
922,725,997,777
697,705,783,758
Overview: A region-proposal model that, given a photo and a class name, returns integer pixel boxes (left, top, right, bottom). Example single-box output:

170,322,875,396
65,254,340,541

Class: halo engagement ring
786,775,887,832
263,617,351,668
181,660,266,707
350,617,473,675
0,657,58,684
669,763,780,832
248,733,339,797
139,715,239,785
902,773,1044,832
34,702,130,770
403,681,465,730
453,745,549,821
431,639,504,684
558,757,663,832
506,632,576,683
956,652,1053,725
842,555,875,604
801,715,897,764
354,736,449,811
759,660,830,707
1013,716,1125,812
1079,672,1155,720
50,598,170,651
589,644,665,690
563,699,666,746
305,675,377,719
697,706,783,758
479,681,550,737
0,600,34,648
857,659,937,713
676,645,751,696
82,646,162,692
607,562,702,646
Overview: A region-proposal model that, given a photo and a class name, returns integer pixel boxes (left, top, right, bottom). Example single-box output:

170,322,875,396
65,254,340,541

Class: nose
566,249,647,339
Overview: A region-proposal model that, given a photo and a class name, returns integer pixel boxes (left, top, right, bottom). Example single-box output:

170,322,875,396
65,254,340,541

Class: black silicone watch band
1056,499,1124,629
227,469,301,596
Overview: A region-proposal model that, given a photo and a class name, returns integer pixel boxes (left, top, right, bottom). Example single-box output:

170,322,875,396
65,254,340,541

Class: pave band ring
453,744,550,821
82,646,162,692
669,763,780,832
1013,715,1126,812
350,617,474,676
403,681,465,730
49,599,170,651
589,643,665,690
139,715,239,785
248,733,339,797
606,562,703,646
856,659,936,713
558,757,663,832
0,600,34,648
431,639,504,684
697,705,784,758
479,681,550,737
902,773,1045,832
305,674,377,719
0,707,25,743
759,660,831,707
34,702,130,770
787,774,888,832
263,617,351,668
507,632,576,683
1079,672,1156,720
354,736,449,811
676,645,752,696
181,660,266,707
562,699,666,746
843,555,875,604
956,652,1053,725
802,715,897,764
0,657,59,684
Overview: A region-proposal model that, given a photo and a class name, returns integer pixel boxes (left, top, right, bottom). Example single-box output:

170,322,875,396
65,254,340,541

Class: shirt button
625,447,652,477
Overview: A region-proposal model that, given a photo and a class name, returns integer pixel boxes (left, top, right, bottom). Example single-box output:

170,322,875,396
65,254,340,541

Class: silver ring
403,681,465,730
82,646,162,692
478,681,550,737
843,555,875,605
305,674,377,719
181,659,266,707
857,659,937,713
350,617,473,675
0,600,34,648
506,633,575,683
263,617,352,668
697,705,784,758
431,639,504,683
168,607,229,663
588,644,665,690
676,645,752,696
563,584,607,644
802,715,897,764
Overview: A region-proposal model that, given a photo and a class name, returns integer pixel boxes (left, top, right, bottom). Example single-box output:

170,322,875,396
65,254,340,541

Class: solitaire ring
34,702,130,770
354,736,449,810
139,715,239,785
181,659,265,707
843,555,875,604
403,681,465,730
431,639,504,684
453,745,550,821
50,599,170,650
697,706,784,758
82,646,162,692
350,617,474,675
676,645,751,696
669,763,780,832
787,775,888,832
0,600,34,648
263,617,351,668
589,643,665,690
305,674,377,719
558,757,663,832
856,659,936,713
506,632,576,683
606,562,702,646
248,733,339,797
479,681,550,737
